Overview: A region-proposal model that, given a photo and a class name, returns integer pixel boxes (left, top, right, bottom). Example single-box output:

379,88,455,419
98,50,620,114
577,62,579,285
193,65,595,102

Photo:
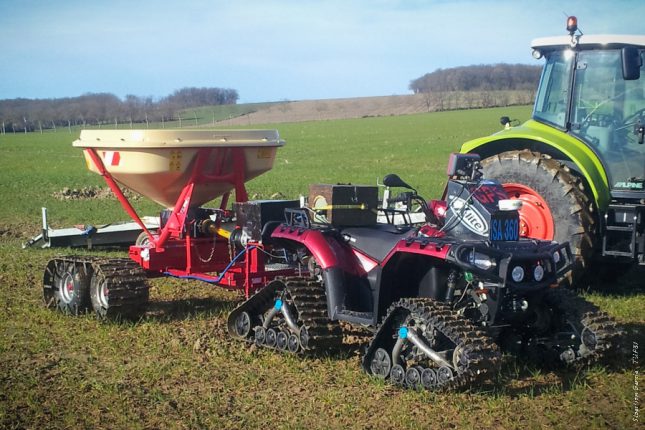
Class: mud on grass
1,240,642,429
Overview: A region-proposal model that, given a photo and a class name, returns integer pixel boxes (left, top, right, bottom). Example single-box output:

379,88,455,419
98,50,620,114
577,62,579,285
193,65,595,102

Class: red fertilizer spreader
43,129,300,318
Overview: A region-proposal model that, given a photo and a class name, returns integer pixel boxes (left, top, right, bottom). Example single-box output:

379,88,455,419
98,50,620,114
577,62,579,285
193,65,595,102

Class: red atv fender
271,225,370,275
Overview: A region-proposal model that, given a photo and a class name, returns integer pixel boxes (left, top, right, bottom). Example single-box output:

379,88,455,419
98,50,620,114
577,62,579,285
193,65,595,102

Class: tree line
0,87,238,132
409,63,541,94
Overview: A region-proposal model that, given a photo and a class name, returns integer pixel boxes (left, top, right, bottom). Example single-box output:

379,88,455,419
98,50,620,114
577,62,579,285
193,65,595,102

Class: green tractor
462,17,645,283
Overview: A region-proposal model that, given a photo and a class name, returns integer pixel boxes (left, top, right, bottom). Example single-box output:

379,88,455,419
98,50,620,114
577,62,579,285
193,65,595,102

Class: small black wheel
581,327,598,350
234,312,252,338
405,366,422,388
135,231,153,247
299,326,310,350
255,327,266,346
265,328,277,348
437,366,453,385
390,364,405,385
287,334,300,353
421,368,437,389
370,348,392,379
560,347,576,364
276,331,289,351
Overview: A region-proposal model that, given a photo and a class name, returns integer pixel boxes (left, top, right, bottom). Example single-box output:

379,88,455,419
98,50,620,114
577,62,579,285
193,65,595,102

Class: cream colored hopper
73,129,284,207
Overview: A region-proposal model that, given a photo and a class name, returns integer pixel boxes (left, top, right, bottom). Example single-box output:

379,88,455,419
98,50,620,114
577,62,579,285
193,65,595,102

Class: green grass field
0,106,642,429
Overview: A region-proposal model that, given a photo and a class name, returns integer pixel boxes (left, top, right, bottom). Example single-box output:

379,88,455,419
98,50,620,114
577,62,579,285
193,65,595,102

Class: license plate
490,211,519,242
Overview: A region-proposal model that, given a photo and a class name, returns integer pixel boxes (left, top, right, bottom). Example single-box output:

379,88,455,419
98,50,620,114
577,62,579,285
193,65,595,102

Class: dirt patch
0,221,36,241
0,226,22,239
53,186,140,201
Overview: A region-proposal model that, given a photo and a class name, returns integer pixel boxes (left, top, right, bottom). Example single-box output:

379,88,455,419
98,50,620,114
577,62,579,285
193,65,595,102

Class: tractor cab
531,28,645,199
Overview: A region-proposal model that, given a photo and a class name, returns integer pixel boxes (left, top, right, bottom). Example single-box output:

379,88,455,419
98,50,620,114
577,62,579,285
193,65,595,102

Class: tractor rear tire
481,150,596,285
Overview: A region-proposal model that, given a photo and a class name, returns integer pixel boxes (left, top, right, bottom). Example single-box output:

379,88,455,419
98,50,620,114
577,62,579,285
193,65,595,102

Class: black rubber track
362,298,501,391
543,288,624,365
481,150,596,285
227,277,343,355
43,256,93,315
89,258,149,320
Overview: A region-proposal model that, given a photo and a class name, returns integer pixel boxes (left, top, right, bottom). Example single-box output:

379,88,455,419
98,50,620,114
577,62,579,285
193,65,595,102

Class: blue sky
1,0,643,103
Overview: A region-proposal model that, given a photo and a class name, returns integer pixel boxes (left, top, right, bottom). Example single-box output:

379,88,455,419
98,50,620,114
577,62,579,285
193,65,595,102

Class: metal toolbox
234,200,300,241
309,184,378,226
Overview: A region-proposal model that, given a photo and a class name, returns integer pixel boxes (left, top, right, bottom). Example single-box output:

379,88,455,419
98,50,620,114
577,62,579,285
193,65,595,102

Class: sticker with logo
448,197,489,235
614,181,644,190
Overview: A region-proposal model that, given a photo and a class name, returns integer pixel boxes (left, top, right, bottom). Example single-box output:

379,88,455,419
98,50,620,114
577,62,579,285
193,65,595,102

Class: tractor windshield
534,48,645,191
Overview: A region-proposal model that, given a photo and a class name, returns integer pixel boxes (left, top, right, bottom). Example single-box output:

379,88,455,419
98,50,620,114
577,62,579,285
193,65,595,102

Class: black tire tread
227,277,343,355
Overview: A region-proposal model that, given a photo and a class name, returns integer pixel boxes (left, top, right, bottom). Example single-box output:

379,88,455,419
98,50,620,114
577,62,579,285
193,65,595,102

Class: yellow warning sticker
257,148,272,159
169,150,182,171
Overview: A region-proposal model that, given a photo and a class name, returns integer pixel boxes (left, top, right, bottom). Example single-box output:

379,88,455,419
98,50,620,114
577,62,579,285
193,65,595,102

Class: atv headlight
511,266,525,282
533,265,545,282
468,251,496,270
553,250,561,264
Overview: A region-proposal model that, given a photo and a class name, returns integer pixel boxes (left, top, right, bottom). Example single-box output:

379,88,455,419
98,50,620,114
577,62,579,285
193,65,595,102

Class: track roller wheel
370,348,392,379
255,327,266,346
276,331,289,351
390,365,406,385
421,368,438,389
287,334,300,353
233,311,252,338
298,326,310,350
405,366,423,388
437,366,453,384
265,328,278,348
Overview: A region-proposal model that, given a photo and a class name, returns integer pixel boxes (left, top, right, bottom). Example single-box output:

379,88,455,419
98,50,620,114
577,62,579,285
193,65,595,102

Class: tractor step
602,204,643,259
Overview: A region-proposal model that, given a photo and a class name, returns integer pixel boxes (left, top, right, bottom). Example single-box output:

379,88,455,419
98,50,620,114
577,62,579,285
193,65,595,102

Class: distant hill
214,91,535,126
0,66,542,133
409,64,541,94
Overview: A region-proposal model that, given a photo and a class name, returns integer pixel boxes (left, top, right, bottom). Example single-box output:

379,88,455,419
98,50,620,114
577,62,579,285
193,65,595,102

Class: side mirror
622,47,642,81
383,174,414,190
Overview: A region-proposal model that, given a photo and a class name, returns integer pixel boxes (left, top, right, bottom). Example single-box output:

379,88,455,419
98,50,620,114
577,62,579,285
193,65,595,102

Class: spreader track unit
43,256,149,320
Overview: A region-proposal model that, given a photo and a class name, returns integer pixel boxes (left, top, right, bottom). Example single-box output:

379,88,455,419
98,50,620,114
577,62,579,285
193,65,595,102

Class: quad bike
228,153,623,390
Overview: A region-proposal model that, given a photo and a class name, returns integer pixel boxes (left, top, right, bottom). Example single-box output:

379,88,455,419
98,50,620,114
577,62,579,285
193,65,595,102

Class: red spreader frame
85,147,296,297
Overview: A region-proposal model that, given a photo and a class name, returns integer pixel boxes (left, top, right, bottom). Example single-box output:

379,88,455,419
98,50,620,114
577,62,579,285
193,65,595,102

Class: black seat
341,224,415,262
